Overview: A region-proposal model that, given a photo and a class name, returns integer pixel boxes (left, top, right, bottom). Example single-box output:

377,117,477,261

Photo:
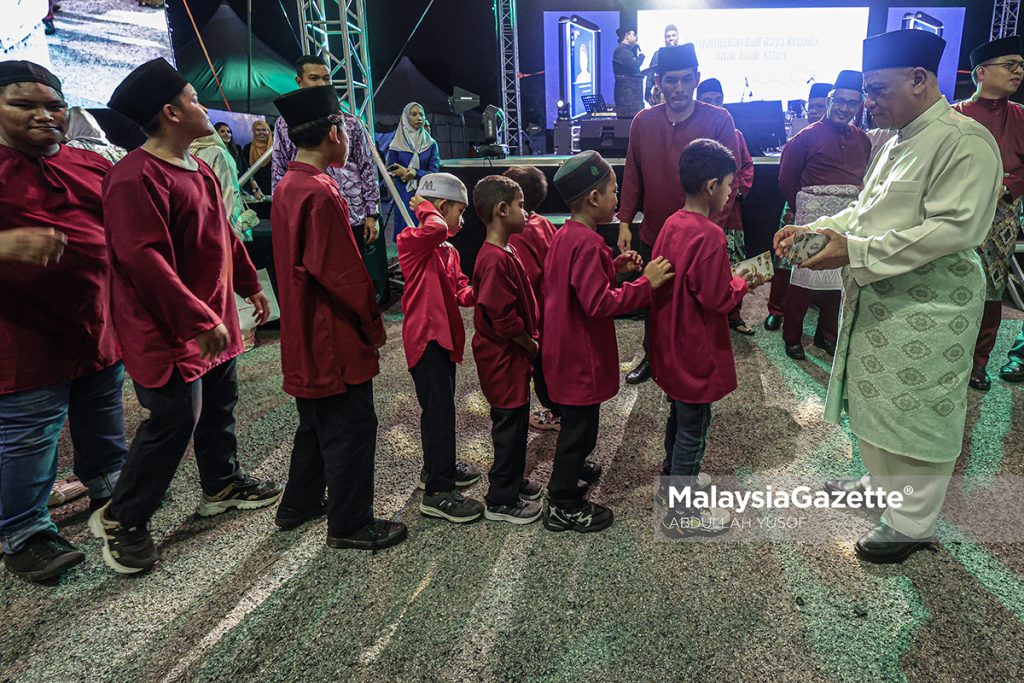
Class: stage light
556,99,569,120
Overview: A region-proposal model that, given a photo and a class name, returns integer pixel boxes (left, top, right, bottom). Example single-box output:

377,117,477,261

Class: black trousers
486,404,530,507
531,353,559,416
283,381,377,536
548,403,600,509
410,341,457,493
110,359,242,528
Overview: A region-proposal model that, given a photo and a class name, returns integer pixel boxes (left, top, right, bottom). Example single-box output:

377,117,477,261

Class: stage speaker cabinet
579,118,631,157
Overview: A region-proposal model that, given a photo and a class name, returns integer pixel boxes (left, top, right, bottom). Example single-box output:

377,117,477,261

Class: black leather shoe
1000,359,1024,382
969,365,991,391
785,343,806,360
763,314,783,331
824,478,865,495
275,497,328,530
854,523,933,564
813,335,836,356
625,356,651,384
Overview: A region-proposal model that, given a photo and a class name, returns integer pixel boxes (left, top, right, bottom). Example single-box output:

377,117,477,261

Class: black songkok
0,61,62,95
107,58,189,126
862,30,945,74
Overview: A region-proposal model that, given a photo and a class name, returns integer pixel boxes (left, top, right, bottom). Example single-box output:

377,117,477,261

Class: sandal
729,319,755,336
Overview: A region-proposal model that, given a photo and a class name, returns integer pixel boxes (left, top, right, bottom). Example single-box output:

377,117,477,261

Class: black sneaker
88,505,159,574
484,499,542,524
419,490,484,523
197,475,283,517
655,474,713,509
581,461,602,485
519,479,543,501
3,531,84,583
275,496,328,531
542,501,613,533
328,519,407,551
417,459,482,490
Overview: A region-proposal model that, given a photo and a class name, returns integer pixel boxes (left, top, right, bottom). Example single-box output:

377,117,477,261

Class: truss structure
991,0,1022,39
296,0,375,130
495,0,524,153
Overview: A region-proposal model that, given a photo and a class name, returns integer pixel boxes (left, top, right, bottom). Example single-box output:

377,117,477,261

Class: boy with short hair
398,172,484,523
543,151,675,533
503,166,561,432
471,175,543,524
650,139,763,537
270,86,406,550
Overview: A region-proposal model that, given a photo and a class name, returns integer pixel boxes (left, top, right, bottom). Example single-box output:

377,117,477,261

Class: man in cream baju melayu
775,29,1002,564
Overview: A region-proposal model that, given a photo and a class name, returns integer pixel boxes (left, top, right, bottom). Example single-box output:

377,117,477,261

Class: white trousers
858,439,957,539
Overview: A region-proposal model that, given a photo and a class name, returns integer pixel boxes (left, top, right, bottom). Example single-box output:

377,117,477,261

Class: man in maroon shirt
270,85,405,551
0,62,126,583
763,81,833,332
777,70,870,360
954,36,1024,390
616,44,742,383
90,59,282,575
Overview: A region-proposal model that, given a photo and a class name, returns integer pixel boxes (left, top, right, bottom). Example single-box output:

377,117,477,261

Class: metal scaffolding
495,0,524,153
295,0,375,131
991,0,1022,39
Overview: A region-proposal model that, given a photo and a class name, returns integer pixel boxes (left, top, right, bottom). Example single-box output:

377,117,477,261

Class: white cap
418,172,468,205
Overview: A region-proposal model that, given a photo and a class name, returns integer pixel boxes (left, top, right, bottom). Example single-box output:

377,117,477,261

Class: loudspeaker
579,118,631,157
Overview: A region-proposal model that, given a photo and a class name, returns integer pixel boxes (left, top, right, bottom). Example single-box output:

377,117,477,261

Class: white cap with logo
417,172,469,205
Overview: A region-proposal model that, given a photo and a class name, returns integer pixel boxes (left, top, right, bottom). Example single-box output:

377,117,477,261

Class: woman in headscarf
243,119,274,197
385,102,440,234
64,107,127,164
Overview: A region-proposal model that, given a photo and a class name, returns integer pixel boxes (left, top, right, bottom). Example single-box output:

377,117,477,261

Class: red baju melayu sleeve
396,201,471,369
725,130,755,230
650,210,748,404
954,98,1024,200
472,242,538,409
102,149,260,388
0,145,120,394
272,162,384,398
542,221,652,406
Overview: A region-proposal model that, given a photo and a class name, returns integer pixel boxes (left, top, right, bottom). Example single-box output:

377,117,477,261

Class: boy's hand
524,337,539,360
409,195,425,212
247,291,271,326
617,222,632,253
773,225,808,259
643,256,675,289
613,250,643,273
737,269,766,290
194,323,230,360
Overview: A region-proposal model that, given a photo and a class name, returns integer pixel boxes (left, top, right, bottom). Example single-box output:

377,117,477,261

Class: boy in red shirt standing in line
650,139,763,537
398,173,483,523
542,151,675,533
270,86,406,550
471,175,544,524
503,166,561,432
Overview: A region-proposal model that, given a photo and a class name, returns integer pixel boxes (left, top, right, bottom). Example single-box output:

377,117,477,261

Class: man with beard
617,44,742,384
954,36,1024,390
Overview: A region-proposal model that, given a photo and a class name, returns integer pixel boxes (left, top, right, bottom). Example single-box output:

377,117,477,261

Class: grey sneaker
420,490,484,523
417,459,482,490
660,507,732,539
484,499,542,524
655,473,713,509
519,479,543,501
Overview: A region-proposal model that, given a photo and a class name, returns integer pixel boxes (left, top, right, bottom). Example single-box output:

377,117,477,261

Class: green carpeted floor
2,289,1023,682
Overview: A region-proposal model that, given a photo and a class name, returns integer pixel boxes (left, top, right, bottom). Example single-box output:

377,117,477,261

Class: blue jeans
0,363,127,553
662,400,713,479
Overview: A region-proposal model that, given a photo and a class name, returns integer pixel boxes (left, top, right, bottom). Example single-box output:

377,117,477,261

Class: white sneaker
529,409,561,432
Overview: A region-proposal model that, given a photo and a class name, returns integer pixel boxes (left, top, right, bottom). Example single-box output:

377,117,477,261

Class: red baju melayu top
618,101,742,246
777,119,871,208
472,242,538,409
724,130,754,231
396,201,475,369
542,220,652,406
507,212,556,303
649,210,748,404
102,149,261,388
0,145,120,395
954,97,1024,200
272,162,385,398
